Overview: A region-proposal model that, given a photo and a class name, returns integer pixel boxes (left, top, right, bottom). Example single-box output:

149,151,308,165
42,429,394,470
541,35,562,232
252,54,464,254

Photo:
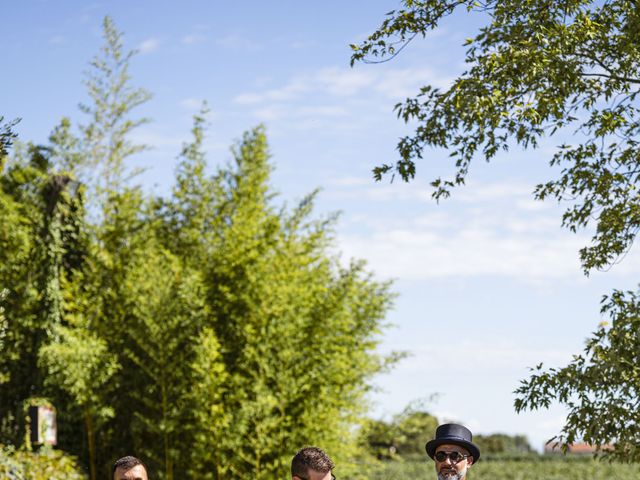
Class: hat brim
425,439,480,462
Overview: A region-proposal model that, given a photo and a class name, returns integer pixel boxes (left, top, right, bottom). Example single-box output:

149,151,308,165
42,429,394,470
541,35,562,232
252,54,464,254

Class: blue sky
4,1,640,451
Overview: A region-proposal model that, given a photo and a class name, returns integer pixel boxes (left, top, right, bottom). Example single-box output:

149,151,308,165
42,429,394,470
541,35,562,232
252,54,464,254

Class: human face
434,444,473,480
114,465,148,480
293,469,334,480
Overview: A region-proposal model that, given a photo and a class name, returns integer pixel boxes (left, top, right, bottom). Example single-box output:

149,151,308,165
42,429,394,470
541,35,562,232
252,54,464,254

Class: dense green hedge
0,447,86,480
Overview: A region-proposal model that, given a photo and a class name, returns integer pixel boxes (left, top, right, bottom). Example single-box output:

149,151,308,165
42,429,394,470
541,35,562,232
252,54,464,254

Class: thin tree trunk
84,410,97,480
162,381,173,480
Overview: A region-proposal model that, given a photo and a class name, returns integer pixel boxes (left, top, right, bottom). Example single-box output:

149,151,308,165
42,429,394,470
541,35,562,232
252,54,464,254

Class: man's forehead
296,469,333,480
435,443,470,454
114,465,148,480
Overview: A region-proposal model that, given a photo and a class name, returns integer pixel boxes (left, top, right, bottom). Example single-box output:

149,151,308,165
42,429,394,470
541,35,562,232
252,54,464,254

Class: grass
360,457,640,480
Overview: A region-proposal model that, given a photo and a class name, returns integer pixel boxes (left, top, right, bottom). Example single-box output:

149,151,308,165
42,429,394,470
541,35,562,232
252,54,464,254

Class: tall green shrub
1,18,396,480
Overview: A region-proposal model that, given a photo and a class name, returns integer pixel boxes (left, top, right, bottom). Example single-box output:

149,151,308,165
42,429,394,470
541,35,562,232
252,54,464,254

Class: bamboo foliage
0,17,395,480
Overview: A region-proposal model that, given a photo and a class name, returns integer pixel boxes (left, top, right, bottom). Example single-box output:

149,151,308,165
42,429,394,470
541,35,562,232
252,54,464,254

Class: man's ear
467,456,474,467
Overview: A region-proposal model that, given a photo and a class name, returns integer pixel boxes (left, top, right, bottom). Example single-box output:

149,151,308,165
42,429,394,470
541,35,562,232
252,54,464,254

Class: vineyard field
362,458,640,480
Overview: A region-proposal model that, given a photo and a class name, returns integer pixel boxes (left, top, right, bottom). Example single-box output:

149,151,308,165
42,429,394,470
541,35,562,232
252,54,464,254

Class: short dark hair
112,456,146,476
291,447,334,477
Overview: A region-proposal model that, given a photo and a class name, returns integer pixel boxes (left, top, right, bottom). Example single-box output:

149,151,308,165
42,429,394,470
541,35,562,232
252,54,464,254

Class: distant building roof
544,442,613,454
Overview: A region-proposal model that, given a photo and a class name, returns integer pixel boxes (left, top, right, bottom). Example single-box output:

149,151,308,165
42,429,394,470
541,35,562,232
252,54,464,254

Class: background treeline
0,18,395,480
358,403,533,462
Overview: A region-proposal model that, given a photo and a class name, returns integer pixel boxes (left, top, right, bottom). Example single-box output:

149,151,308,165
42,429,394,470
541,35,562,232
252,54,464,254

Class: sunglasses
434,451,470,463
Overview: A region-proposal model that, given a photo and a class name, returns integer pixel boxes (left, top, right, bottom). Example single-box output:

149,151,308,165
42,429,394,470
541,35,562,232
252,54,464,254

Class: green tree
394,410,439,457
39,318,119,480
0,165,35,399
360,402,438,460
474,433,533,455
48,118,82,174
198,126,396,478
79,15,151,199
1,14,151,470
37,209,115,480
82,187,152,475
352,0,640,274
155,102,222,262
2,17,398,480
0,145,85,447
0,149,46,444
515,288,640,461
0,116,19,161
353,0,640,458
119,243,208,480
186,328,230,479
360,418,401,461
155,108,231,479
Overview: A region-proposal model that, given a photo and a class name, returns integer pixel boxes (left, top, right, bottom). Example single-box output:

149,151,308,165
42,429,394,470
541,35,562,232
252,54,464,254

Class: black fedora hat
425,423,480,462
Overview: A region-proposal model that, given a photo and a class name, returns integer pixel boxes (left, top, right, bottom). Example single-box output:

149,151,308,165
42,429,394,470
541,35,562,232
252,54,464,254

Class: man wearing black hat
425,424,480,480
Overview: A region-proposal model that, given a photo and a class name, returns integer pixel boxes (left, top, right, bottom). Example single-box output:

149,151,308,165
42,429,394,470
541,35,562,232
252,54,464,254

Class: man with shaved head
113,456,148,480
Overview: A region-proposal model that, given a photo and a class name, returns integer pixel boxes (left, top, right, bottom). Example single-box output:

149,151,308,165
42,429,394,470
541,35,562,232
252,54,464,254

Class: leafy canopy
514,288,640,460
353,0,640,460
0,117,19,161
352,0,640,274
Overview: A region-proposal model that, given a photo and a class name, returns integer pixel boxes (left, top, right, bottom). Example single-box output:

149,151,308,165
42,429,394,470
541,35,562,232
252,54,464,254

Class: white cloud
393,339,572,374
328,181,603,282
233,93,265,105
327,181,434,203
248,103,349,123
182,33,206,45
138,38,160,54
373,67,453,97
233,65,451,108
297,105,348,117
235,77,309,105
49,35,66,45
229,64,458,134
130,127,226,157
252,105,287,122
329,176,374,187
253,75,273,87
338,219,587,281
215,34,262,51
130,128,186,150
315,67,377,96
179,98,205,110
454,182,535,203
181,24,211,45
290,40,317,50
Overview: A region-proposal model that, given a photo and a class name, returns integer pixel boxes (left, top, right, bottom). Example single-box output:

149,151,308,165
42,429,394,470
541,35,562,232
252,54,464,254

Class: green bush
0,446,86,480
